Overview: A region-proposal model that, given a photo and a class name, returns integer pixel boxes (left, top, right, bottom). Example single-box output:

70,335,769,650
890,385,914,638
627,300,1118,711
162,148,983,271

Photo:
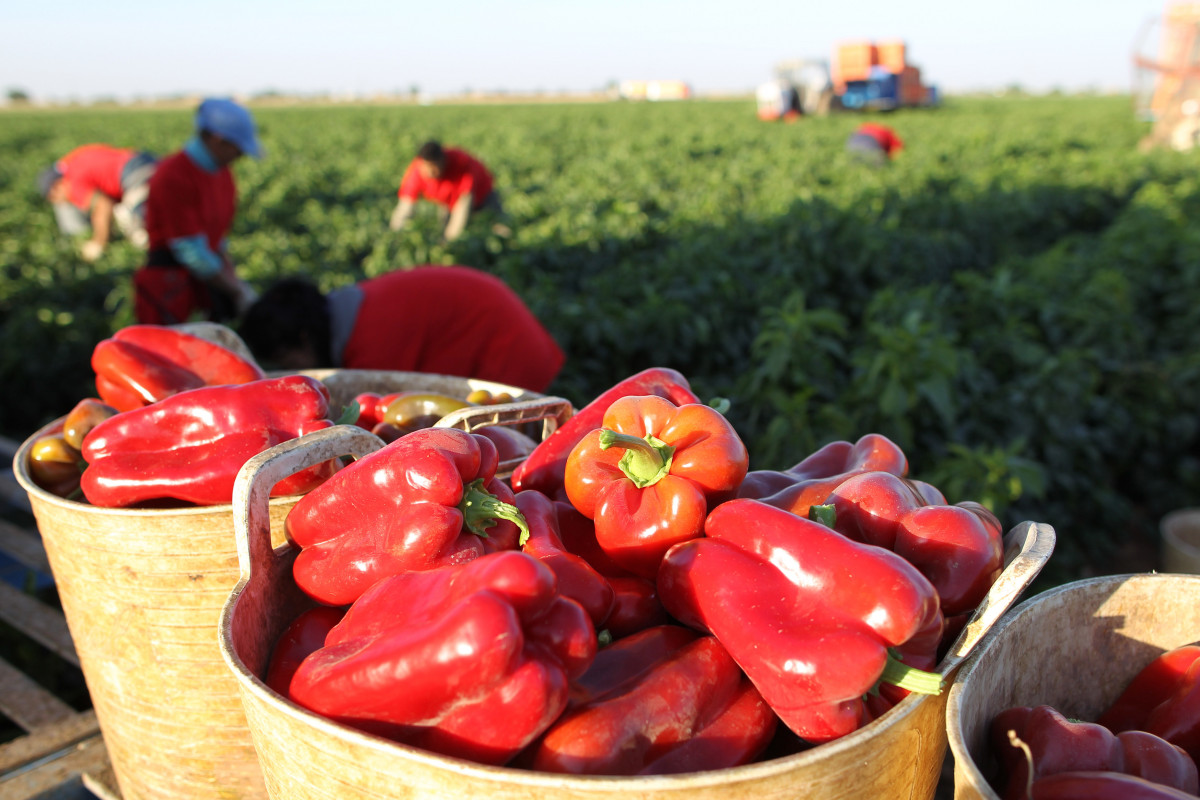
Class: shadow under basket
220,425,1056,800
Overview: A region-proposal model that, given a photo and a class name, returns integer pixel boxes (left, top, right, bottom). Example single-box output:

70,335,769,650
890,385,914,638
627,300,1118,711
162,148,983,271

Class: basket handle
232,425,384,582
938,520,1057,676
434,395,573,439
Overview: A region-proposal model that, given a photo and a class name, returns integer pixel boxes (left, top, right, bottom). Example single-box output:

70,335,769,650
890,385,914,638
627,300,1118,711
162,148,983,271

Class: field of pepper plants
2,93,1199,587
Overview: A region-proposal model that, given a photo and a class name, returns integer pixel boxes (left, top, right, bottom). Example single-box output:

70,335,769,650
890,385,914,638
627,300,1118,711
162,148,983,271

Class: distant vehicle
757,41,938,120
1133,2,1200,151
618,80,692,101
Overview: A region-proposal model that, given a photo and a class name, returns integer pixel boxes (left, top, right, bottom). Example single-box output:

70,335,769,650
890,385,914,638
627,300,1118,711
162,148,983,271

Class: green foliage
2,95,1197,585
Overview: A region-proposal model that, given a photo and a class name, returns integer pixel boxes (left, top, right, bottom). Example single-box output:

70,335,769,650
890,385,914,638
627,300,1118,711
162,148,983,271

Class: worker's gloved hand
80,240,105,262
129,229,149,248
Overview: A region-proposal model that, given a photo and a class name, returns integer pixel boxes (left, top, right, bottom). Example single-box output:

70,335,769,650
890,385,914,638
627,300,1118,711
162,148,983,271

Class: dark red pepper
991,705,1199,800
739,433,908,511
511,367,700,501
286,427,528,607
1099,644,1200,765
1029,771,1200,799
523,625,777,775
815,470,1004,616
287,550,597,766
264,605,346,696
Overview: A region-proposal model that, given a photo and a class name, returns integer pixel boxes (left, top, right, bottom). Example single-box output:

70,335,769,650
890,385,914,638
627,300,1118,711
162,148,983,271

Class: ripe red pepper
523,625,777,775
658,498,945,744
516,489,615,628
553,501,670,639
564,394,749,578
286,427,529,607
264,605,346,697
92,324,265,412
79,375,337,507
511,367,701,501
738,433,908,508
814,471,1004,617
1099,644,1200,764
991,705,1199,800
287,550,597,766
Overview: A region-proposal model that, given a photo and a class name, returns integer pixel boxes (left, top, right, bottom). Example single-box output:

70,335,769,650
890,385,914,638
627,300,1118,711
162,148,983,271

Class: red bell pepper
738,433,908,508
523,624,777,775
287,550,597,766
814,471,1004,617
286,427,529,607
264,605,346,696
554,500,670,639
658,498,945,744
1029,772,1200,799
79,375,337,508
511,367,701,501
991,705,1199,800
563,394,749,578
1099,644,1200,765
92,324,265,412
516,489,615,628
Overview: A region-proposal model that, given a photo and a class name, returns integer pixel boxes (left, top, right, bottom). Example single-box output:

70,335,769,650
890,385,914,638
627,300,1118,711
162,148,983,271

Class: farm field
2,94,1199,586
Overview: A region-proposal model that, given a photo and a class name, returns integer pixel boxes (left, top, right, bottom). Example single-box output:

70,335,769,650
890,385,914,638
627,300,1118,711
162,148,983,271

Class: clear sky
1,0,1176,102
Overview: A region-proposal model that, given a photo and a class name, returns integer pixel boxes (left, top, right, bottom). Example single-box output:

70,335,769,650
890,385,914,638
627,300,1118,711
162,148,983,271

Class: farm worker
388,140,509,242
846,122,904,165
37,144,158,261
134,98,262,325
238,265,565,393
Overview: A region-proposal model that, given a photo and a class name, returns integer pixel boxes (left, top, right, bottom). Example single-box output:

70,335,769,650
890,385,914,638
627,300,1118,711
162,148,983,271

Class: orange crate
877,40,907,73
834,41,878,83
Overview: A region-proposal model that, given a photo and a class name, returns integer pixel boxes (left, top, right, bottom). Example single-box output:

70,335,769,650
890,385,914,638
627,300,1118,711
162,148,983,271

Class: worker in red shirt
38,144,158,261
846,122,904,165
388,141,509,242
135,98,261,325
237,265,565,393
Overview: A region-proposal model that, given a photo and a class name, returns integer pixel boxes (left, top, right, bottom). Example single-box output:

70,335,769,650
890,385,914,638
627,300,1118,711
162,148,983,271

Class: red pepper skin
564,395,749,579
1031,772,1199,799
264,605,346,697
288,551,597,766
511,368,701,501
524,625,777,775
658,498,944,744
991,705,1199,800
739,433,908,509
286,427,527,607
820,471,1004,616
92,324,264,411
475,425,539,464
517,490,615,628
351,392,383,429
79,375,336,507
1100,645,1200,732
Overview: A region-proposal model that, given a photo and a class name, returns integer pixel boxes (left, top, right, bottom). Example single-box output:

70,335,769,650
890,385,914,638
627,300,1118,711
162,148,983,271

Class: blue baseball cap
195,98,263,159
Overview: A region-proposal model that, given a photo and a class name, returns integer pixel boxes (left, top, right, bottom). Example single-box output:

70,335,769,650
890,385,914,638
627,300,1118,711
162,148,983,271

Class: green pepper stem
458,479,531,543
598,429,675,489
808,503,837,529
878,652,944,695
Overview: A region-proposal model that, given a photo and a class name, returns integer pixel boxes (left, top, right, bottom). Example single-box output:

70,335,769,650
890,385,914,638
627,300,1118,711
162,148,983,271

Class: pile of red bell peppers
267,366,1011,775
989,645,1200,799
30,324,341,507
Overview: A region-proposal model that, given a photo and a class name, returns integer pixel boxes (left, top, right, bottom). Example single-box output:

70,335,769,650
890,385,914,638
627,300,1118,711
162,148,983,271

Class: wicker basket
219,425,1055,800
946,572,1200,799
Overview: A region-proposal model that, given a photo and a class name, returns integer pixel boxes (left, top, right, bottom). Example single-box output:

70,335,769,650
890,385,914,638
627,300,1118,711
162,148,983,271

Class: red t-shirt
397,149,494,209
856,123,904,156
143,150,236,252
341,266,564,392
57,144,135,209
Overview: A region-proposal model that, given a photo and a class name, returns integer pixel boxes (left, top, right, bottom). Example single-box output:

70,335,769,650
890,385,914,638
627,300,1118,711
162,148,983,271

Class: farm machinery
1134,2,1200,151
757,40,939,120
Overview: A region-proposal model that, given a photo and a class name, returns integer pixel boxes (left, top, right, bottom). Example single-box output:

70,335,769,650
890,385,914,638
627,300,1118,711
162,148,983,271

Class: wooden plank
0,734,110,799
0,710,100,774
0,518,50,574
0,582,79,668
0,657,77,732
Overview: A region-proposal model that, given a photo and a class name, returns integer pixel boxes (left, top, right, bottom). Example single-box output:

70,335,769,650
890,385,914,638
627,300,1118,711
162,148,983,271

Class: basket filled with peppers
947,572,1200,799
218,366,1056,800
14,322,563,800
